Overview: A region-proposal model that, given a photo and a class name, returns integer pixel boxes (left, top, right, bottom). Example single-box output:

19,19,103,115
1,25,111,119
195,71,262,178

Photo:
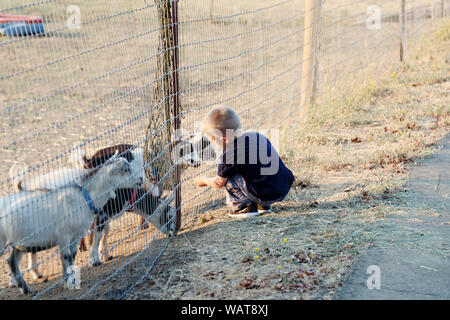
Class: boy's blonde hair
201,105,242,138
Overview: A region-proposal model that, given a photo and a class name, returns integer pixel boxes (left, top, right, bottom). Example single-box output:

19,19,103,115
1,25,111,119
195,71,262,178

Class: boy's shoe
257,204,272,214
228,203,259,218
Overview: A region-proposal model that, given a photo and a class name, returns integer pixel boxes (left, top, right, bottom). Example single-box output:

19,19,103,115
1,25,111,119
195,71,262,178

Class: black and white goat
75,144,177,263
78,139,214,261
171,135,216,167
0,153,143,294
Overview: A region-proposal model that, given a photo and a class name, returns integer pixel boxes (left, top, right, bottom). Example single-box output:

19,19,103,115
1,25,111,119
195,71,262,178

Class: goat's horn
165,191,175,204
69,145,88,169
15,181,24,192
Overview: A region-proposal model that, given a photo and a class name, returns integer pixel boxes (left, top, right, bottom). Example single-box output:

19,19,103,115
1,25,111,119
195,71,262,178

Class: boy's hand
196,177,208,187
196,176,228,189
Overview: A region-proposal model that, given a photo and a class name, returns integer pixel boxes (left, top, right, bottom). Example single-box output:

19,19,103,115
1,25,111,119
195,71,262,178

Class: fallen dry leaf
238,277,260,290
406,123,419,130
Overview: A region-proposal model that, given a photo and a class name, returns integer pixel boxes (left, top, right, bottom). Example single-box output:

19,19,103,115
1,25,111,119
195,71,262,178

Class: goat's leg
66,241,80,290
139,216,149,229
60,245,72,283
8,248,30,294
79,221,95,252
99,222,113,262
69,241,79,259
79,237,87,252
89,216,105,267
4,247,17,287
89,231,102,267
60,242,77,289
87,223,94,247
141,178,159,229
28,253,45,280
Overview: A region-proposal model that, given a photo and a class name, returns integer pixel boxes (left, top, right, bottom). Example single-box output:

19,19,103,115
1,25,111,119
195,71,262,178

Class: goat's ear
160,190,171,200
9,165,27,192
109,190,116,199
111,149,120,160
161,190,175,204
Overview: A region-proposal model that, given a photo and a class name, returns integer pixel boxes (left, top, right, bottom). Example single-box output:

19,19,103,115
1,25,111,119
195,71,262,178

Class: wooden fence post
171,0,182,233
400,0,406,62
442,0,445,18
210,0,214,22
310,1,322,106
300,0,322,116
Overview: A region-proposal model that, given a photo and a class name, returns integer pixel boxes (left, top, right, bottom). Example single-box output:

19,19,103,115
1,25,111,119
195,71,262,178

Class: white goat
15,146,160,276
0,153,143,294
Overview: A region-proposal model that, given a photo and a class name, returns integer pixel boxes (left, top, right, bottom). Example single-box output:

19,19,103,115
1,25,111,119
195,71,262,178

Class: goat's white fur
19,146,161,273
128,147,161,197
0,155,142,294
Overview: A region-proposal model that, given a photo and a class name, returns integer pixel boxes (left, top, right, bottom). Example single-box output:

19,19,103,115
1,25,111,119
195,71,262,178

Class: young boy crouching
196,105,295,218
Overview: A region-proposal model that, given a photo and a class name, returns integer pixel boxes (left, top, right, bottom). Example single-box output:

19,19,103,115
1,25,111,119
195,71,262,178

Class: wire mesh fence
0,0,446,299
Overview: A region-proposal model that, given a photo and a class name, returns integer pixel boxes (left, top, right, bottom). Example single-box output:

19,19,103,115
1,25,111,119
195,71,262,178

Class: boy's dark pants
225,174,286,212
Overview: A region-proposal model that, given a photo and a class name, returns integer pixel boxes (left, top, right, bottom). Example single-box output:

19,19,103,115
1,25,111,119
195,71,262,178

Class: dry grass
126,18,449,300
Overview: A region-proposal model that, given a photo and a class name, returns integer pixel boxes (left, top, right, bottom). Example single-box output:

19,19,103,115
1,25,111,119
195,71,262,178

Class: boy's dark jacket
217,131,295,201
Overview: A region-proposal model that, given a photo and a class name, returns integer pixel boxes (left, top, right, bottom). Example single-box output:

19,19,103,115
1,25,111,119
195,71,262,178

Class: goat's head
86,144,135,169
95,152,143,198
129,189,176,237
195,136,216,163
170,136,216,168
171,140,201,168
148,191,177,237
75,144,160,198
